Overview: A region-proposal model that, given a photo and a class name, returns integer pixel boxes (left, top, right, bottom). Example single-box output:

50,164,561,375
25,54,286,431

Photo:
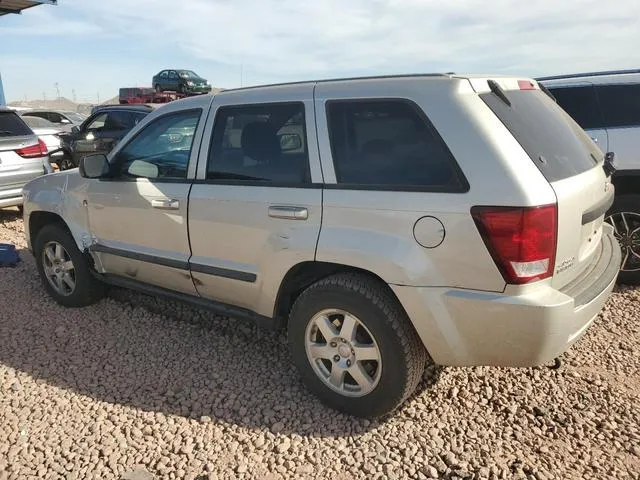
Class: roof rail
223,73,448,93
536,68,640,81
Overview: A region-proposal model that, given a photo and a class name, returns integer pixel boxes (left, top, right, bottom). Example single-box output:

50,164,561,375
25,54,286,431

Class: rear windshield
0,111,33,137
480,89,600,182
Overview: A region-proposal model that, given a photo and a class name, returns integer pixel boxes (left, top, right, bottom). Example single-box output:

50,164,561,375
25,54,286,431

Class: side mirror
79,154,110,179
71,126,80,135
279,133,302,151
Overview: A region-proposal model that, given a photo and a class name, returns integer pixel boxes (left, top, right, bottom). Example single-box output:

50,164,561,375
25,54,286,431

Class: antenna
240,64,244,87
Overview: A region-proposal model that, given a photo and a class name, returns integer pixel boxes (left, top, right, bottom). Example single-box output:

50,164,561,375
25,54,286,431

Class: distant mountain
8,88,226,114
7,97,94,115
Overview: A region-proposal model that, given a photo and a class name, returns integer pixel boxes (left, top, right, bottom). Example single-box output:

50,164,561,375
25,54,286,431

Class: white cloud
2,0,639,100
71,0,640,77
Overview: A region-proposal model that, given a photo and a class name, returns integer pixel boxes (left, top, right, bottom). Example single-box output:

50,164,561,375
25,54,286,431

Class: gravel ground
1,207,639,480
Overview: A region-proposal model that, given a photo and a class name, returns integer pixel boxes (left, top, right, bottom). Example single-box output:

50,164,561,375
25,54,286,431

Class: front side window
208,103,309,184
115,109,201,180
160,71,168,79
596,84,640,128
326,100,465,190
169,71,178,79
547,85,604,130
85,113,108,131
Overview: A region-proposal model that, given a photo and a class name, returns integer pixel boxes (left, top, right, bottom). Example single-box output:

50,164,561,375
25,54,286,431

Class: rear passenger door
546,83,609,152
189,86,323,318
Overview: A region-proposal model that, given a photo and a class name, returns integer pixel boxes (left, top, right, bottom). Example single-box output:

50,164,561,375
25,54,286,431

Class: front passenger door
87,108,206,295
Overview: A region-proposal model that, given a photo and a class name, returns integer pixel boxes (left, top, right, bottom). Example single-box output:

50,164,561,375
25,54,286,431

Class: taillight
471,204,557,285
15,139,48,158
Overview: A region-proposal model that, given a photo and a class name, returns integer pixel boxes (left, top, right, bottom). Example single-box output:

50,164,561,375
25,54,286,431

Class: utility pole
43,92,47,101
72,89,77,102
54,82,60,99
97,92,100,104
240,64,244,87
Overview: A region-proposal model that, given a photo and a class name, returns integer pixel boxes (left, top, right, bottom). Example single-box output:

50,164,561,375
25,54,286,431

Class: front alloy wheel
42,241,76,296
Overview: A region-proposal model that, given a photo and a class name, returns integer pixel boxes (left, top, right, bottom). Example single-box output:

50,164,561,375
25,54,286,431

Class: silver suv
538,70,640,284
1,107,51,209
22,74,621,417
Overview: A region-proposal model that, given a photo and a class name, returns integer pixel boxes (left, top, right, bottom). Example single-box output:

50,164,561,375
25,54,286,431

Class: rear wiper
487,80,511,107
603,151,616,177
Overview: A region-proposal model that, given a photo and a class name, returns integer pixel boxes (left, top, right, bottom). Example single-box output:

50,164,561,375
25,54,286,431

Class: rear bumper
393,227,621,367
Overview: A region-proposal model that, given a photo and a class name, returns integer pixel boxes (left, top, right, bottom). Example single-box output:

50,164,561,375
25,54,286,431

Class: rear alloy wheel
288,273,426,418
305,309,382,397
605,194,640,285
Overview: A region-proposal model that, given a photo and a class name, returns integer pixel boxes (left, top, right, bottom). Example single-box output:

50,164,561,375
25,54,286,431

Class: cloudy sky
1,0,639,102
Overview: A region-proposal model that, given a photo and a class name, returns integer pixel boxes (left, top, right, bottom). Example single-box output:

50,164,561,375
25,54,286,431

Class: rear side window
480,89,600,182
326,100,467,191
547,86,604,130
596,84,640,128
208,102,309,184
0,111,32,136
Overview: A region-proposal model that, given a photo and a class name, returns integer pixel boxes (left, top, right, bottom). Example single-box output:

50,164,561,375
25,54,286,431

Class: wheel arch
273,261,408,327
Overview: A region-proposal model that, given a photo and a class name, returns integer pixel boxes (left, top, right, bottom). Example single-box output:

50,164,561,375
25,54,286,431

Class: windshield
480,88,601,182
179,70,199,78
65,112,86,122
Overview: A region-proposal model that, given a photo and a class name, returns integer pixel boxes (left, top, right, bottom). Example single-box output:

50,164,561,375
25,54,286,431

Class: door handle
268,205,308,220
151,198,180,210
591,136,598,143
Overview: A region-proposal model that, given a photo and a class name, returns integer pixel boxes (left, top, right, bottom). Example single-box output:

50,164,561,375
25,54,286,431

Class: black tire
58,155,75,171
34,224,105,307
606,194,640,285
288,273,426,418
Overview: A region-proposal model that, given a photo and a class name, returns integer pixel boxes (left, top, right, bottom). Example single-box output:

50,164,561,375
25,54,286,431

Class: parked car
152,69,212,95
20,115,65,166
119,87,156,104
22,74,621,417
538,69,640,284
21,110,86,132
53,104,156,170
0,107,50,209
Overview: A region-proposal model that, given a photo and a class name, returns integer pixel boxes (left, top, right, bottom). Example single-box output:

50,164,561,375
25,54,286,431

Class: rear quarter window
480,89,600,183
0,111,33,136
326,99,468,192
